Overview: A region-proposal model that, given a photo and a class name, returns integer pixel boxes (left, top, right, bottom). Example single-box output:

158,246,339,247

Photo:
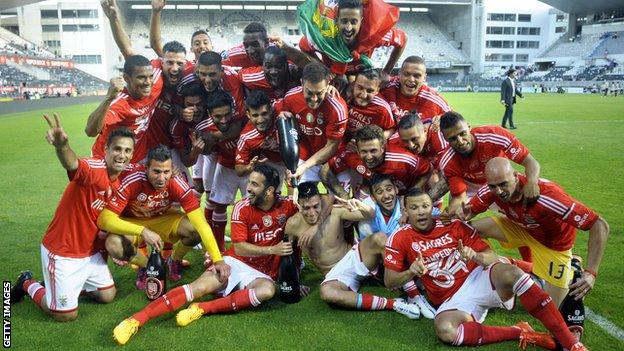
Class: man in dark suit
500,68,522,129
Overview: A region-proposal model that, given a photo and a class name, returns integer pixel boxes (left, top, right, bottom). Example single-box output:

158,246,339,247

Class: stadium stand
590,31,624,57
540,33,603,58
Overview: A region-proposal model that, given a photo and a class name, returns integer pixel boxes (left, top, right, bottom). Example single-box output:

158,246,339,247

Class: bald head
485,157,514,181
485,157,519,202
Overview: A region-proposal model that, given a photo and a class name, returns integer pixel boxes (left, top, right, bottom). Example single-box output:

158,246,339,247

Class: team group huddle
9,0,610,350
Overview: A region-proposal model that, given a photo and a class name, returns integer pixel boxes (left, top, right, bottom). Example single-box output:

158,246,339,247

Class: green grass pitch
1,92,623,350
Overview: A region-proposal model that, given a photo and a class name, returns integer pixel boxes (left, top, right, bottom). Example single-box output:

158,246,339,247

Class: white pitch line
586,307,624,341
521,120,624,125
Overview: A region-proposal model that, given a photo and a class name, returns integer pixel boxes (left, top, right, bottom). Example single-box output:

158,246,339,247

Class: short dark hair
506,68,517,77
402,55,426,68
302,62,329,84
243,22,268,38
197,51,222,67
264,46,287,65
370,173,394,190
106,127,135,147
356,68,382,82
253,164,280,191
354,125,385,144
245,89,271,110
338,0,363,11
123,55,151,76
179,81,205,98
397,112,424,130
297,182,320,201
205,89,233,113
191,29,210,41
403,187,429,201
439,111,466,131
163,40,186,55
146,144,172,166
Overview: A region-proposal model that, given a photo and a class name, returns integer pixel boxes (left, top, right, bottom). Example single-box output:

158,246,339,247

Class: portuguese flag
297,0,400,74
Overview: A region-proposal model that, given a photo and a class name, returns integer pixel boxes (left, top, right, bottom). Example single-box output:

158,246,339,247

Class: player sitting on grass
285,182,421,318
96,145,224,286
384,189,588,350
112,164,297,345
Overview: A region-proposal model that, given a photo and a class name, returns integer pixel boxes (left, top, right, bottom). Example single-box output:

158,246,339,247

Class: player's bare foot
392,298,420,319
113,318,140,345
176,303,205,327
10,270,33,304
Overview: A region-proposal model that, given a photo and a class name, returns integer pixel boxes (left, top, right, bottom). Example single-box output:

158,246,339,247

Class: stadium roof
0,0,42,11
539,0,623,14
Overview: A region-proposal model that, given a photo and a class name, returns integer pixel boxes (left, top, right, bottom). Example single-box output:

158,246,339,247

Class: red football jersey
469,175,599,251
221,44,256,69
177,66,245,117
169,118,200,152
329,144,431,195
384,220,490,306
238,65,299,101
380,81,450,124
346,95,395,139
274,86,348,160
196,117,239,169
439,125,530,196
92,60,164,162
42,159,128,258
107,170,198,218
226,197,298,279
389,125,449,169
299,28,406,75
236,121,282,165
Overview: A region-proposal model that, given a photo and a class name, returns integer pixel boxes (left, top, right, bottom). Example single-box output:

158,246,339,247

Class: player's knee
434,319,458,345
180,232,200,246
104,235,124,257
97,286,117,304
253,281,275,301
51,310,78,322
497,264,524,290
319,284,339,304
371,232,388,250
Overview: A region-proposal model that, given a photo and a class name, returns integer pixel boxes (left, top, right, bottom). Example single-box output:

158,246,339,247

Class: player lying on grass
11,115,136,322
285,182,421,318
96,145,224,287
453,157,609,329
384,188,588,350
112,164,298,345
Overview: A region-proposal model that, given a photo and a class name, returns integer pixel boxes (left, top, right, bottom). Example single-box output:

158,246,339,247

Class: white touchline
586,307,624,341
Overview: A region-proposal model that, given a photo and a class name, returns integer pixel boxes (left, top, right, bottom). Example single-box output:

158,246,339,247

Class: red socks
197,289,260,314
454,321,521,346
402,280,420,299
23,280,46,310
356,293,394,310
132,285,193,326
514,274,577,350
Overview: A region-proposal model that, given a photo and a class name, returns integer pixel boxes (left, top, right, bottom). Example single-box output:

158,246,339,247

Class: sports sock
402,280,420,299
518,246,533,262
204,200,214,226
514,273,577,349
212,209,227,252
454,322,521,346
132,284,193,326
172,243,193,261
162,242,174,259
355,293,394,310
508,257,533,273
197,289,260,314
23,280,46,310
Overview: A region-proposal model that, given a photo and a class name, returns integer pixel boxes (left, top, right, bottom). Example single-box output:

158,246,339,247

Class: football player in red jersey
112,164,296,345
222,22,269,69
455,157,609,309
97,145,224,286
275,62,348,184
384,189,588,351
239,46,301,101
10,116,143,322
380,56,451,124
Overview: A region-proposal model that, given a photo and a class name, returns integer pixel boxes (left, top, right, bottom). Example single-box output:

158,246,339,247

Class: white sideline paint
586,307,624,341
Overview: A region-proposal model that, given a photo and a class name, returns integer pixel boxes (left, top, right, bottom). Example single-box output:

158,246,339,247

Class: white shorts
191,154,204,180
170,148,191,183
436,263,514,323
298,159,321,183
218,256,273,296
202,153,218,192
40,244,114,313
208,164,249,204
321,244,371,292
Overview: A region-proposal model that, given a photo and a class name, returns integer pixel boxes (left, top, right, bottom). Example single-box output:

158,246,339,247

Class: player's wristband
583,268,597,278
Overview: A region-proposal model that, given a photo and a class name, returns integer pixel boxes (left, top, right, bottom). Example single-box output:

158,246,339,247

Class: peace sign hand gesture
43,113,68,148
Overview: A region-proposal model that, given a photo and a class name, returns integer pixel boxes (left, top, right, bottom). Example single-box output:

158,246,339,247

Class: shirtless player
284,182,421,318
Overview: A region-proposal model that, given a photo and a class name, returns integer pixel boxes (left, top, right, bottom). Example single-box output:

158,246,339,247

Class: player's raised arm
269,35,316,69
85,77,124,137
319,163,350,200
101,0,135,59
520,153,541,204
149,0,166,57
43,113,78,172
334,197,375,221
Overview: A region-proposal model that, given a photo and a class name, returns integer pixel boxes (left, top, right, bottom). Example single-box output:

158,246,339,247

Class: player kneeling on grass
112,164,298,345
97,145,224,287
10,115,135,322
285,182,420,318
383,189,588,350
